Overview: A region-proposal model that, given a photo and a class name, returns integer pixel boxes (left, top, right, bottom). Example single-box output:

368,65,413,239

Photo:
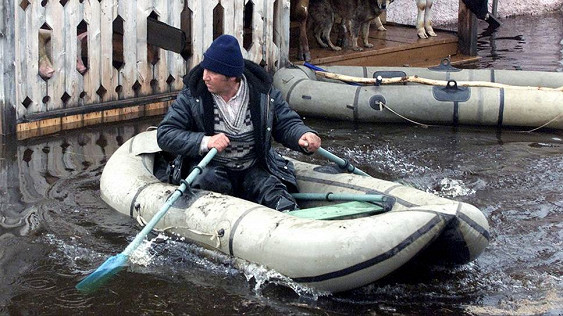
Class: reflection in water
0,121,156,312
462,11,563,72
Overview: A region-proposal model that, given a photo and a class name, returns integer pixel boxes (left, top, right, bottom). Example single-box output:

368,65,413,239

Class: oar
292,192,396,212
292,192,385,202
76,148,218,293
316,147,369,176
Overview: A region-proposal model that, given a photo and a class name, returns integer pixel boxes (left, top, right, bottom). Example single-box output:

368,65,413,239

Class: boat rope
518,112,563,133
380,103,435,128
315,70,563,92
136,214,221,248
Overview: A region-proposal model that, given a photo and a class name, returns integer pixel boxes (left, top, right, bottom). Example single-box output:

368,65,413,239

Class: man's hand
208,133,230,152
298,132,321,153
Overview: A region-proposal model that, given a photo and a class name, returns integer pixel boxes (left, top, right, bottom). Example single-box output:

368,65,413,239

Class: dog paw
352,46,363,51
425,26,437,37
331,46,342,51
364,43,374,48
417,29,428,39
377,26,387,31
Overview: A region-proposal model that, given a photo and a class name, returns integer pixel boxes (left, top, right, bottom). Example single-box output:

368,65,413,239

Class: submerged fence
1,0,290,137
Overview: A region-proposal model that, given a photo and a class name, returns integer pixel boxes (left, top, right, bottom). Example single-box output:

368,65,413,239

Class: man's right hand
208,133,230,152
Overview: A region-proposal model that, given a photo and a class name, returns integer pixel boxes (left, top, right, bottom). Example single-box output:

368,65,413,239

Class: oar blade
76,253,128,293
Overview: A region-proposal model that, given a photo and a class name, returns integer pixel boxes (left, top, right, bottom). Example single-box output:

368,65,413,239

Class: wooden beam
147,17,187,54
458,0,478,56
17,91,177,124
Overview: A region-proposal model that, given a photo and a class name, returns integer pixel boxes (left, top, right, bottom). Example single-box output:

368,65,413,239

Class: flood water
1,12,562,315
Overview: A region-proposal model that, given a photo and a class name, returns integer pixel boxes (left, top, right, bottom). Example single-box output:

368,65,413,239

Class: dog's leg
346,19,362,51
416,0,428,38
361,19,374,48
374,16,386,31
424,0,436,37
314,26,330,48
322,15,342,51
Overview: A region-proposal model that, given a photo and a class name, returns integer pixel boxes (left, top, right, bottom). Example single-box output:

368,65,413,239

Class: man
157,34,321,211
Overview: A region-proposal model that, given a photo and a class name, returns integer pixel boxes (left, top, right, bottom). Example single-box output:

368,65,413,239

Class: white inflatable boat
100,130,489,293
273,62,563,130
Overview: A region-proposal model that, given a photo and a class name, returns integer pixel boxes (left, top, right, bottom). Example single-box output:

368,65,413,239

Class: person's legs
239,166,299,211
189,162,234,195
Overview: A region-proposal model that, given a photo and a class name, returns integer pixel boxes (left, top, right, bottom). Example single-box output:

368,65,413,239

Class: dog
308,0,393,52
416,0,436,38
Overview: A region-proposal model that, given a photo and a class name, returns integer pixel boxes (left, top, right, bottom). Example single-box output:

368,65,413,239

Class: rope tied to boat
379,102,435,128
518,112,563,133
136,214,222,248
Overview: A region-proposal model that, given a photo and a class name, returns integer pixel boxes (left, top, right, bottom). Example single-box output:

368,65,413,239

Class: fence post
1,0,17,135
458,0,478,56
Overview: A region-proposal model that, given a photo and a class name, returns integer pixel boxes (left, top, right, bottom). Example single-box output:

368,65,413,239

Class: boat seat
287,201,386,220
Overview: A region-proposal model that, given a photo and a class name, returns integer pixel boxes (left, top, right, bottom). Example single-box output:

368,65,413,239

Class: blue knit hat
201,34,245,78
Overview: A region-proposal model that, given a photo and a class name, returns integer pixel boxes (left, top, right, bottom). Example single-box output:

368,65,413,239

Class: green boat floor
288,201,386,220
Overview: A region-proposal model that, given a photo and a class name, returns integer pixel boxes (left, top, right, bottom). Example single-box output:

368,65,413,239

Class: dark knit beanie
201,34,245,78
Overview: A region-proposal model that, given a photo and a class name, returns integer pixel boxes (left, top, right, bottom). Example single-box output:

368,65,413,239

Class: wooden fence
1,0,290,138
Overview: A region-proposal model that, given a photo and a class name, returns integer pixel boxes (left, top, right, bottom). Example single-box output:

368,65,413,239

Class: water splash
432,178,476,198
239,262,330,300
125,234,331,300
129,234,166,266
42,233,106,274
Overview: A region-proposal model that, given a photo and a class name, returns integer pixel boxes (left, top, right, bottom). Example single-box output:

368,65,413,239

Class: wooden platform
290,23,479,68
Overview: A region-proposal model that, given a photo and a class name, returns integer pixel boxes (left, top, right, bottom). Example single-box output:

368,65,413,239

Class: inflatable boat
272,62,563,130
100,130,489,293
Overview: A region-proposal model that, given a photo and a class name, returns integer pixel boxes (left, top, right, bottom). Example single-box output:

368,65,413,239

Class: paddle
76,148,218,293
316,147,370,176
292,192,385,202
293,192,395,211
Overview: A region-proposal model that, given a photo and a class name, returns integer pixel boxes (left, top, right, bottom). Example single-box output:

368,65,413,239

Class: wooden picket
1,0,290,137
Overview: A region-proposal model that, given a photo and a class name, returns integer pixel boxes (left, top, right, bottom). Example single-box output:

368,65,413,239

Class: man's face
203,69,236,96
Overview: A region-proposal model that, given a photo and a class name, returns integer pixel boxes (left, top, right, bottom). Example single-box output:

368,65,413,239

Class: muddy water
1,12,562,315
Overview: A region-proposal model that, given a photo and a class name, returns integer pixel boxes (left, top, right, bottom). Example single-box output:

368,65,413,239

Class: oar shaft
317,147,369,176
123,148,217,256
292,192,385,202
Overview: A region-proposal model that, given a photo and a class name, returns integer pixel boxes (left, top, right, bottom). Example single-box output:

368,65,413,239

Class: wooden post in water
458,0,478,56
0,0,17,135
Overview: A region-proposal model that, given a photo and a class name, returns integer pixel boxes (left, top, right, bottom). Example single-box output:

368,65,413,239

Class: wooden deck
289,23,478,68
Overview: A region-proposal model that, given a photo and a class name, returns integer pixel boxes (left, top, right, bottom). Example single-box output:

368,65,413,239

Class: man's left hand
298,132,321,153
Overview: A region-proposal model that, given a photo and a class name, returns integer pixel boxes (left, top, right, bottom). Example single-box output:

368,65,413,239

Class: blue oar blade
76,253,128,293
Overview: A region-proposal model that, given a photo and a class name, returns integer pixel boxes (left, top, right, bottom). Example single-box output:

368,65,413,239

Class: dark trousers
190,162,298,211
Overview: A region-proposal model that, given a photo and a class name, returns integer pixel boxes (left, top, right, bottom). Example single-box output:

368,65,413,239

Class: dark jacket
157,60,315,188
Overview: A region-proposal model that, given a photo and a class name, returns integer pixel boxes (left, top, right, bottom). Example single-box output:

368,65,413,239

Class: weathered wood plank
277,0,291,69
136,0,153,96
20,1,46,116
152,0,168,94
44,2,61,112
246,0,263,63
458,0,477,56
0,0,17,134
119,0,137,99
168,0,187,91
63,0,84,108
83,0,102,104
189,0,219,68
263,0,275,69
100,0,119,101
